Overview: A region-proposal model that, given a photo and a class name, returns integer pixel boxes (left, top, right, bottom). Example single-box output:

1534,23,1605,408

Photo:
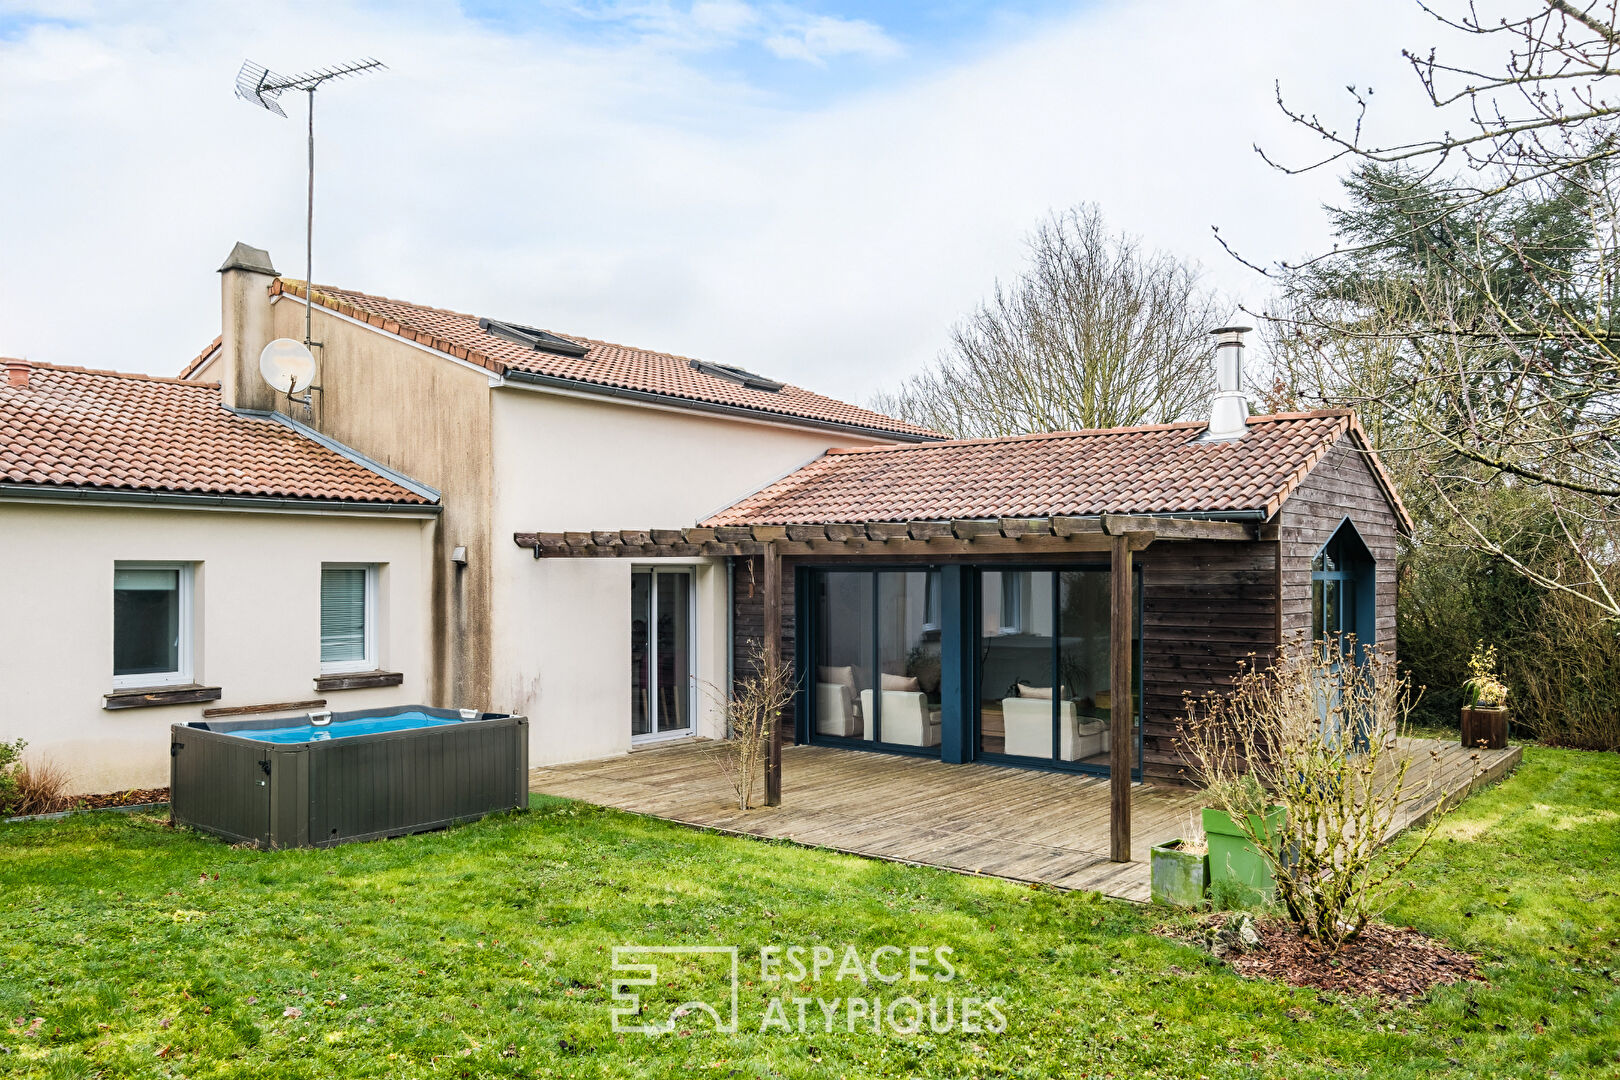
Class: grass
0,747,1616,1079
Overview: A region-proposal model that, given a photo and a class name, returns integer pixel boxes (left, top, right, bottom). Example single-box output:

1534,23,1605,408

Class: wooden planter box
1460,706,1508,750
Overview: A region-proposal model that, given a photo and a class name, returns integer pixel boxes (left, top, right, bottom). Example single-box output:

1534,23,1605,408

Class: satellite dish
259,338,316,395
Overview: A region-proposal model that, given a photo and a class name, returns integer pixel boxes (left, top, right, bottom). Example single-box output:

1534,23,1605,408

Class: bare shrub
706,641,796,811
1180,641,1471,952
1516,585,1620,751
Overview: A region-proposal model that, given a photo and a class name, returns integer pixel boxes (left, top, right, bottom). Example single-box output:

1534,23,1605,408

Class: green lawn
1,747,1616,1079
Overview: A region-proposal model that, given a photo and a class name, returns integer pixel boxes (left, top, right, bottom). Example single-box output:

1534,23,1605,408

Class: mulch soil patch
68,787,169,810
1170,913,1484,1002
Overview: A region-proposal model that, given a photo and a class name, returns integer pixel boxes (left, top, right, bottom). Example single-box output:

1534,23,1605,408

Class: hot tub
170,707,529,848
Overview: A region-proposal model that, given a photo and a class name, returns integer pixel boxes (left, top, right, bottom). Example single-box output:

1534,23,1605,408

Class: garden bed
3,787,169,823
1181,913,1484,1002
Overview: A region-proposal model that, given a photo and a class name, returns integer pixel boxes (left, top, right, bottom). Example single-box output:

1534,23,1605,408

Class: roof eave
0,483,442,515
500,369,941,444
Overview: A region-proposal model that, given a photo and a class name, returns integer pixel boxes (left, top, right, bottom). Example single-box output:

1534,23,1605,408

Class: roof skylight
689,358,784,393
478,318,589,358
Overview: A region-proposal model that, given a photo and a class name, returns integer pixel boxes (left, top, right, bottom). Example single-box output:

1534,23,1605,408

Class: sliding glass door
809,569,943,752
801,563,1138,775
631,568,693,742
977,568,1139,774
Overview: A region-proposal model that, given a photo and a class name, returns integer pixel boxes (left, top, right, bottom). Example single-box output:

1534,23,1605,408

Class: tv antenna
234,57,386,351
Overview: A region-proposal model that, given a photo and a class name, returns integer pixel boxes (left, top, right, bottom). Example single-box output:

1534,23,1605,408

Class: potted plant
1201,773,1285,902
1150,813,1209,908
1460,642,1509,750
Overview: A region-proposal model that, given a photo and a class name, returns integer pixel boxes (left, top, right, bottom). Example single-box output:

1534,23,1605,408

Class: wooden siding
1277,436,1402,651
1139,540,1278,783
731,555,799,742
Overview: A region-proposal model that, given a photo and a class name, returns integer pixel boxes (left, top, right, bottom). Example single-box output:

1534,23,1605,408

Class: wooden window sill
103,684,223,711
314,671,404,692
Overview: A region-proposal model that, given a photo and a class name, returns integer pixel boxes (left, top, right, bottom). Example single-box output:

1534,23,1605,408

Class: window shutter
321,567,368,663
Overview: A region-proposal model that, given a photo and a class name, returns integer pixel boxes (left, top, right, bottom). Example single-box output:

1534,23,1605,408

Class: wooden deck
529,738,1522,903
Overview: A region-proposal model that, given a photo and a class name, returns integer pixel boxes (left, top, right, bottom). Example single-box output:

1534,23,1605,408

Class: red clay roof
264,279,939,440
704,410,1414,531
0,363,434,506
178,335,221,381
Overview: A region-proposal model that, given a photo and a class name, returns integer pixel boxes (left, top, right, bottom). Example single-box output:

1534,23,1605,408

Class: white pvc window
999,571,1025,634
113,563,194,689
320,564,377,674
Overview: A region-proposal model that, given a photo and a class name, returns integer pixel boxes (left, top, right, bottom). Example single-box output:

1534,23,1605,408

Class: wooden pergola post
763,543,783,807
1109,532,1133,862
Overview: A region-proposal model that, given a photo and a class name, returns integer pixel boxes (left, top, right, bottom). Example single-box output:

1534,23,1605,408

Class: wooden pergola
515,513,1255,863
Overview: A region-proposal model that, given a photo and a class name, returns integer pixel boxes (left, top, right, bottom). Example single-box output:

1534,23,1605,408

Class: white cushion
860,689,940,747
816,681,860,737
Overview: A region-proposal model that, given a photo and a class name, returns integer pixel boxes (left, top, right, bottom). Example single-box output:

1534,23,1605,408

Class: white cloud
688,0,761,38
763,13,903,65
0,1,1469,404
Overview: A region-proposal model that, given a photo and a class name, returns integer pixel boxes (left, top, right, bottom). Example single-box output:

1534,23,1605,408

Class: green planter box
1203,805,1286,900
1150,839,1208,908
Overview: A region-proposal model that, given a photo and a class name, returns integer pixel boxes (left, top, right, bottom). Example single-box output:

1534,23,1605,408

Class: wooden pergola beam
1109,531,1134,863
514,513,1253,559
1102,514,1254,541
762,542,783,807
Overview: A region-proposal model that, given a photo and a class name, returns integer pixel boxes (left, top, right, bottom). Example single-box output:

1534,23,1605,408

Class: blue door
1311,520,1375,746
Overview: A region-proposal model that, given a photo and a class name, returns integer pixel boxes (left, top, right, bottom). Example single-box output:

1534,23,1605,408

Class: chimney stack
1204,326,1251,441
4,359,29,389
218,242,280,412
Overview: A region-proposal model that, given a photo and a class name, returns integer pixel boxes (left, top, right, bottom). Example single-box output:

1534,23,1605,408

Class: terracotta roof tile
267,279,939,440
178,335,221,380
704,410,1412,529
0,363,433,505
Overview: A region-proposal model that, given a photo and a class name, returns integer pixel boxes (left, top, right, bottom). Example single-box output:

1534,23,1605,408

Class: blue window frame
797,562,1140,780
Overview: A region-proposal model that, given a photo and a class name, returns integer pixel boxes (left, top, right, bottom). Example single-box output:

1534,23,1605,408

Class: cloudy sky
0,1,1453,403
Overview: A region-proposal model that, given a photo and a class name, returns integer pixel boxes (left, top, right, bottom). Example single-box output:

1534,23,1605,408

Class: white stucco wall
0,501,434,792
487,387,896,766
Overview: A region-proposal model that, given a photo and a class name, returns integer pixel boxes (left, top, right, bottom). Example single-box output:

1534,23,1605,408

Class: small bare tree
1180,641,1472,952
872,204,1228,437
705,641,796,811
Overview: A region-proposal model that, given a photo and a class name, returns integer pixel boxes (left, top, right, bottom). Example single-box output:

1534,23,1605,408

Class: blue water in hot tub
237,711,461,744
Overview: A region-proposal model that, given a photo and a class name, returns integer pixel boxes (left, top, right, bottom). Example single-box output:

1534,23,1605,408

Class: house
516,328,1413,860
0,359,439,791
176,243,938,773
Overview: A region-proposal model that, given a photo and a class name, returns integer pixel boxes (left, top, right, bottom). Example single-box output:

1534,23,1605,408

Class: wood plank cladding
1138,540,1279,783
1276,438,1402,653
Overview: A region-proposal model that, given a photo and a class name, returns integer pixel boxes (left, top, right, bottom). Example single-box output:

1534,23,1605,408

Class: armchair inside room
815,681,862,737
1001,688,1112,761
859,688,941,747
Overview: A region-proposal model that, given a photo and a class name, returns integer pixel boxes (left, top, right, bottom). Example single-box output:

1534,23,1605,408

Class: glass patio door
976,568,1140,776
631,568,693,741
